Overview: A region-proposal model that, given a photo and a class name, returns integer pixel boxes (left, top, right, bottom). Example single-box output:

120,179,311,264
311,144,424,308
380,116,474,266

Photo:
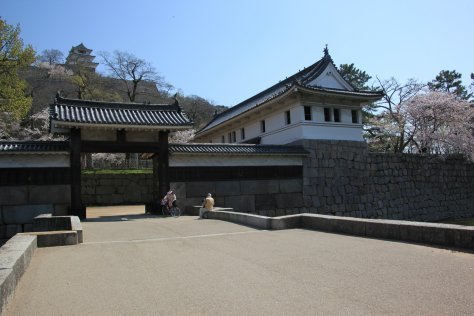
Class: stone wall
0,185,70,242
79,141,474,222
171,179,303,215
81,173,153,206
294,139,474,221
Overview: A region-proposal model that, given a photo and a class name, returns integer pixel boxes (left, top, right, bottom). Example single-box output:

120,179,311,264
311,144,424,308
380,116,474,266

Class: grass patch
82,169,152,175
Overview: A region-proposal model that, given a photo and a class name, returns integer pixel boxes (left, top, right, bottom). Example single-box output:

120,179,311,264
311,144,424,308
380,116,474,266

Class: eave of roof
50,96,193,131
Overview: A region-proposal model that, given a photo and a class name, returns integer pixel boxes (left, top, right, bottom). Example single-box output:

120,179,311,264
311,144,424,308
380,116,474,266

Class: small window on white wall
352,110,359,123
285,111,291,125
221,135,225,143
232,131,236,143
228,132,232,143
324,108,331,122
260,120,266,133
333,108,340,122
240,128,245,140
304,106,312,121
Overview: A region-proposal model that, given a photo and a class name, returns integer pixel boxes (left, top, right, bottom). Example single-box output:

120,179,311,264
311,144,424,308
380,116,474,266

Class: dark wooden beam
70,128,85,218
117,129,126,143
81,141,161,153
158,131,169,200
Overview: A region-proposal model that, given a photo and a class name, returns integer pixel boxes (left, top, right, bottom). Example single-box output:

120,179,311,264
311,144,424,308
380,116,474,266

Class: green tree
339,63,372,90
0,18,36,119
428,70,471,100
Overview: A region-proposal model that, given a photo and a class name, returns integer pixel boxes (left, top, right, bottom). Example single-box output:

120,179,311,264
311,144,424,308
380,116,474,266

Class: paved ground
5,206,474,315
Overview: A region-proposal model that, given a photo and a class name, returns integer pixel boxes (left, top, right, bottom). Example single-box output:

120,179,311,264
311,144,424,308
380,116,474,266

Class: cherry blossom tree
404,92,474,158
366,77,425,153
370,90,474,160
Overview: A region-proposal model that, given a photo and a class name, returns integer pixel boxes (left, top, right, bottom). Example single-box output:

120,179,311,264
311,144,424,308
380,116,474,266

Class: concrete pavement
4,206,474,315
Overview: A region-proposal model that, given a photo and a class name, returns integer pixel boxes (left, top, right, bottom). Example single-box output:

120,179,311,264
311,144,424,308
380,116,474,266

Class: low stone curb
33,214,83,244
0,214,84,314
0,234,37,316
208,211,474,251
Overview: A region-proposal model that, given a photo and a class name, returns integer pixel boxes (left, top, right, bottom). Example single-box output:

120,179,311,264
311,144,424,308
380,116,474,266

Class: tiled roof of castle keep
50,95,193,130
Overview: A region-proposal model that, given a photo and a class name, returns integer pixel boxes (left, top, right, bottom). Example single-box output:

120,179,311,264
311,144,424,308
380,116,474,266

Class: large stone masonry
293,139,474,221
171,178,303,216
82,173,153,206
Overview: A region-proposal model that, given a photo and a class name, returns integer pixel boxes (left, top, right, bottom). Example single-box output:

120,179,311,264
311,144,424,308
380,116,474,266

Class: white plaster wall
200,104,362,145
261,125,303,145
0,154,70,168
170,154,303,167
127,131,160,142
301,124,363,141
81,129,116,141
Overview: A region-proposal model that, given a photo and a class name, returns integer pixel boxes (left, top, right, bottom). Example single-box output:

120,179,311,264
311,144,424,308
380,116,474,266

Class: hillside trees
0,18,36,120
38,49,64,66
100,51,163,102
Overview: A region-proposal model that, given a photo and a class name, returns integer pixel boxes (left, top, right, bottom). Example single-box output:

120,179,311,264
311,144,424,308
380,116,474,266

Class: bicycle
162,203,181,217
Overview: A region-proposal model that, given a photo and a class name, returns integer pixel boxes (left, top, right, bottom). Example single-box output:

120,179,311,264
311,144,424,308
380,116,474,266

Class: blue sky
2,0,473,106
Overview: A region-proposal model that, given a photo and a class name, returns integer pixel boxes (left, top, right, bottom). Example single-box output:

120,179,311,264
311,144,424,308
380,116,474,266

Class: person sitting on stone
199,193,214,219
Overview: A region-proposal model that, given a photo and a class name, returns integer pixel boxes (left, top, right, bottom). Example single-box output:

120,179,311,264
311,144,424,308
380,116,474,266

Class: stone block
271,215,301,230
29,185,70,204
255,194,276,210
215,181,241,196
335,217,366,236
207,211,271,230
279,179,303,193
241,180,279,195
276,193,304,209
186,182,216,198
0,186,28,206
365,220,400,240
0,234,36,285
96,186,117,195
453,227,474,249
123,184,141,203
224,195,255,212
54,204,69,216
2,204,54,225
0,268,16,315
302,214,336,232
32,231,78,247
6,225,22,238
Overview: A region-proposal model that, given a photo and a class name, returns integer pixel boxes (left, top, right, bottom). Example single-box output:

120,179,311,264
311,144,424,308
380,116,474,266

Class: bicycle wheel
170,207,181,217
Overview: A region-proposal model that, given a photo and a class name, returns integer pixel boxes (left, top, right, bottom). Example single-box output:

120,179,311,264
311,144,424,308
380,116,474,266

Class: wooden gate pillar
149,131,169,213
158,131,170,198
70,128,85,218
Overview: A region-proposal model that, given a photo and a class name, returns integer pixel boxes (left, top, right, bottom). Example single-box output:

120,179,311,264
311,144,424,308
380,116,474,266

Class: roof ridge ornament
323,44,333,63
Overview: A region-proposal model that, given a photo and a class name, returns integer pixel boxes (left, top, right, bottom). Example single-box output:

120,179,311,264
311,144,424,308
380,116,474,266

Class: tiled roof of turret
196,48,383,136
49,95,193,130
